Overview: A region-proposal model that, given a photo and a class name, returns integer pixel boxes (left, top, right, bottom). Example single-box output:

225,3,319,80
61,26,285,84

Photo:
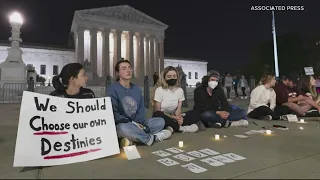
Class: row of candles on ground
178,119,307,148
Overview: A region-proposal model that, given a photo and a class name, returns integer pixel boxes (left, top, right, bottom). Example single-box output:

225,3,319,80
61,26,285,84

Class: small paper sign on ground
181,163,207,174
123,145,141,160
152,150,172,157
234,135,250,139
212,155,235,163
199,148,220,155
166,147,184,154
223,153,246,161
286,114,299,122
172,154,196,162
200,157,225,167
187,151,208,158
157,158,180,166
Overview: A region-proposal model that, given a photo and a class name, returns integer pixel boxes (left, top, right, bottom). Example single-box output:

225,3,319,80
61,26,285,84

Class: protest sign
13,91,120,167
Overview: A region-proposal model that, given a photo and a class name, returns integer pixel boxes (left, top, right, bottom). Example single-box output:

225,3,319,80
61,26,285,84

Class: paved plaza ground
1,99,320,179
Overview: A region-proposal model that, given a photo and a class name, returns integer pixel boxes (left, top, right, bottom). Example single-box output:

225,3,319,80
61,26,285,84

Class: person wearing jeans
151,66,199,133
107,60,172,147
224,73,233,101
238,75,248,99
247,73,289,120
193,70,248,128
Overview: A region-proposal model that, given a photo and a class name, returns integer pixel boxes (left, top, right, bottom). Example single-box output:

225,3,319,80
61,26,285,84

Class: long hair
114,59,131,81
150,66,180,108
51,63,84,92
298,75,317,99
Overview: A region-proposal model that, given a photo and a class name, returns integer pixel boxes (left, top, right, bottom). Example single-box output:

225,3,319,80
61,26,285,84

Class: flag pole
272,10,279,78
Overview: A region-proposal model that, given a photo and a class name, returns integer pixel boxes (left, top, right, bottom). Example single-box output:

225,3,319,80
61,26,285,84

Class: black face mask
166,79,177,86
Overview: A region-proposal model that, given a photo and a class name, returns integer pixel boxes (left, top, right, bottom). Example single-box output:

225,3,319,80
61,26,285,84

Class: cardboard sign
13,91,120,167
304,67,314,75
286,114,299,122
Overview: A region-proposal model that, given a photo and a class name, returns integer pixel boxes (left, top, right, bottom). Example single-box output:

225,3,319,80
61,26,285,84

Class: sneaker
261,115,272,120
120,138,132,148
196,121,206,131
212,122,222,128
230,120,249,127
280,115,288,121
180,124,199,133
227,99,233,102
166,126,174,133
154,130,172,142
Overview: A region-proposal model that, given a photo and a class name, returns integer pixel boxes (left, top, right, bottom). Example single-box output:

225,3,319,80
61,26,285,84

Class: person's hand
173,115,183,125
298,95,308,101
217,111,229,120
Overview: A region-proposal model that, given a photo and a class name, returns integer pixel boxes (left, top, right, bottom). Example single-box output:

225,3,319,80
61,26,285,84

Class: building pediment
75,5,168,30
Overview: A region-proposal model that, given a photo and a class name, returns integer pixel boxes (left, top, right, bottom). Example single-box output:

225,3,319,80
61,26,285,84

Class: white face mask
208,81,218,89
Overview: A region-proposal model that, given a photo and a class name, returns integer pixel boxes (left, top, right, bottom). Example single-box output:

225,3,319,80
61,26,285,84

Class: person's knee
200,111,216,123
116,123,134,138
148,117,165,129
152,111,164,117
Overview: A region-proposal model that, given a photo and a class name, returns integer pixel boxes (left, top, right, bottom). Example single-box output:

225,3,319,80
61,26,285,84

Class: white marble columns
75,28,165,81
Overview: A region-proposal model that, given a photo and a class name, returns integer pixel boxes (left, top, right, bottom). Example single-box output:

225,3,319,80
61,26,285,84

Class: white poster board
13,91,120,167
304,67,314,75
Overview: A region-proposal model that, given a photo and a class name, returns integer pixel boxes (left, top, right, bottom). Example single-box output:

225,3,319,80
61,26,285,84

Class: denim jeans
200,108,246,128
116,117,165,146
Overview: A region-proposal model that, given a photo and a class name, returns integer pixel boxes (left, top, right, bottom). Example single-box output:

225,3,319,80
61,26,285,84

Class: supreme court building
0,5,208,86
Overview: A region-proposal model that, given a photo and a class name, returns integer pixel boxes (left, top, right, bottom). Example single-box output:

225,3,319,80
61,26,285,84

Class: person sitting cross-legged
274,73,320,117
151,66,200,133
193,70,248,128
248,73,289,120
107,60,172,147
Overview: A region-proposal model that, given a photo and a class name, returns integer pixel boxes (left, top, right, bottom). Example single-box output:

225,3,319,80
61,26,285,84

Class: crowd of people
49,60,320,148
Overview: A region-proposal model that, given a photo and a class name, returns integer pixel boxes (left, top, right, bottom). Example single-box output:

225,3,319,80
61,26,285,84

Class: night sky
0,0,319,74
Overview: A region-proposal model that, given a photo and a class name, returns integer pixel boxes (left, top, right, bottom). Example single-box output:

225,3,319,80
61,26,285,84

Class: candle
215,134,220,140
179,141,183,148
299,127,304,130
300,119,305,123
266,130,271,135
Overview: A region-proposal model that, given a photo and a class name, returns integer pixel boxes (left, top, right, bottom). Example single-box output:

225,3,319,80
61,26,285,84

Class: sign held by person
13,91,120,167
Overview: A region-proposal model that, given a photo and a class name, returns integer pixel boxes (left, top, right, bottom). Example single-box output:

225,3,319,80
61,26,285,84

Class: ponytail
52,75,66,92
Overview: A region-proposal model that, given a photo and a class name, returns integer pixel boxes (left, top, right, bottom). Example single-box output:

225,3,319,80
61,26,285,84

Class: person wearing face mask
151,66,201,133
193,70,248,128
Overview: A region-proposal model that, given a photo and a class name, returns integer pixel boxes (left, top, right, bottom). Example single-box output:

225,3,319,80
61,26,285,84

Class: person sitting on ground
50,63,95,98
247,73,289,120
297,75,320,105
238,75,248,99
107,60,171,147
193,70,248,128
151,66,200,133
273,73,320,117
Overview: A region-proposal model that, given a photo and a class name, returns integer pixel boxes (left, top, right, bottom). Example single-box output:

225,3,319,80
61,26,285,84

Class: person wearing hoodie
107,60,172,147
193,70,248,128
224,72,233,101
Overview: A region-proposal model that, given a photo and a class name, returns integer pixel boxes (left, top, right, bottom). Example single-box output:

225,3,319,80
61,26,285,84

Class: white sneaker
227,99,233,102
180,124,199,133
230,120,249,127
262,115,272,120
166,126,174,133
154,130,172,142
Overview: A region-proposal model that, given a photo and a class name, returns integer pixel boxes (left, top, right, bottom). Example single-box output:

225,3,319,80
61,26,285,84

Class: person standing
238,75,248,99
224,73,233,101
233,75,239,98
153,72,159,86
